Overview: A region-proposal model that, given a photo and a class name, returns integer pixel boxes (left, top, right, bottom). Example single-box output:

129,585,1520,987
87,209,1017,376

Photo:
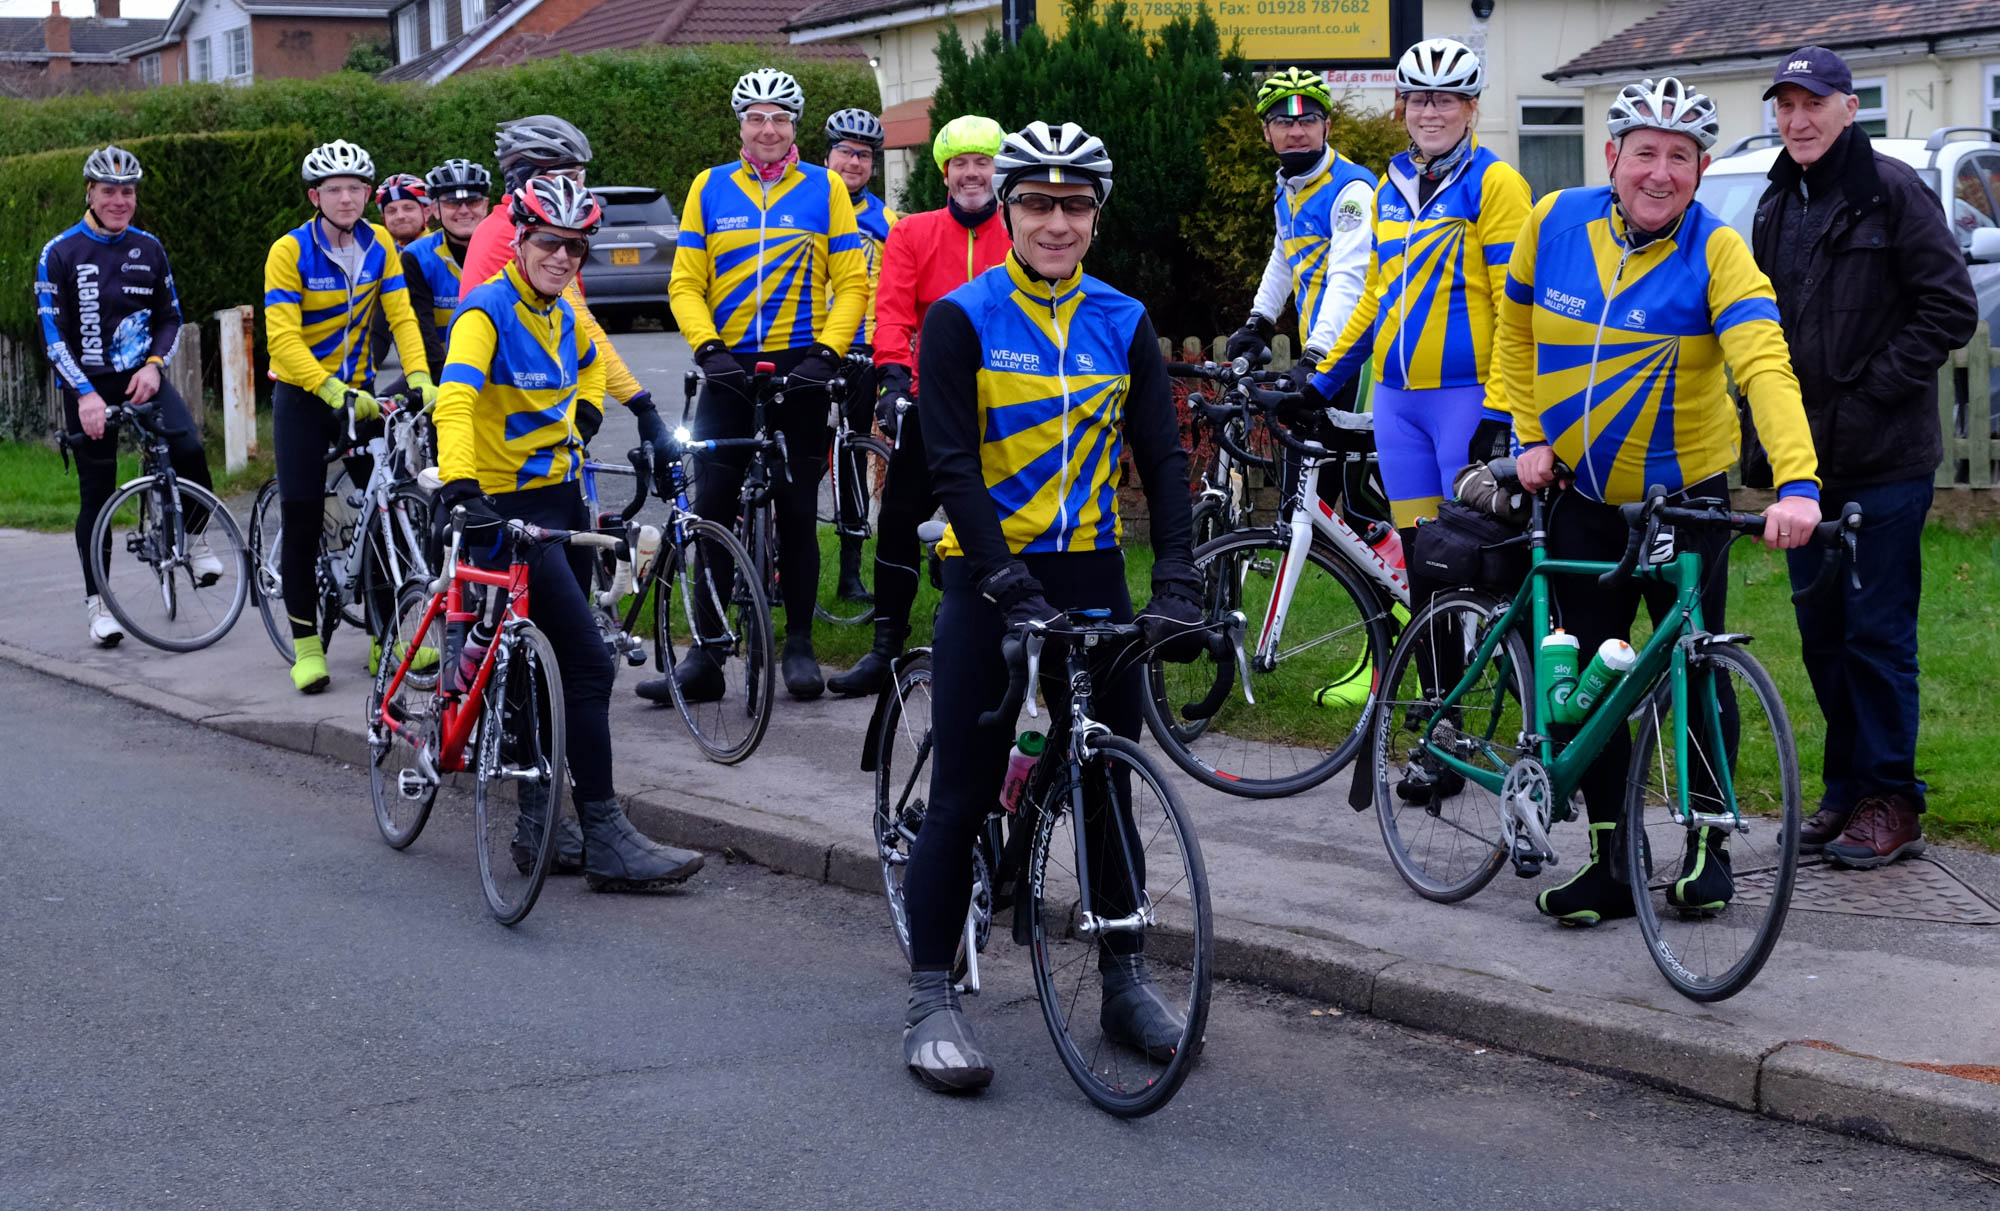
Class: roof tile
1552,0,2000,80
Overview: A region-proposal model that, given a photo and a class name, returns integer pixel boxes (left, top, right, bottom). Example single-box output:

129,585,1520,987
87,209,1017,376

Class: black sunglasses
1007,192,1100,218
523,231,590,259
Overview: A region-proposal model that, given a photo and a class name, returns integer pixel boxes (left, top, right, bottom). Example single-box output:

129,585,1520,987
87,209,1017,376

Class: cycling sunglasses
1007,192,1100,218
523,231,591,259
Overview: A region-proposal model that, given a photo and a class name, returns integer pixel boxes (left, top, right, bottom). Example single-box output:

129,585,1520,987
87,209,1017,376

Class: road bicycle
816,352,893,627
867,591,1244,1116
367,508,620,925
1371,467,1862,1001
249,396,432,668
1142,361,1407,798
69,401,251,652
576,445,658,671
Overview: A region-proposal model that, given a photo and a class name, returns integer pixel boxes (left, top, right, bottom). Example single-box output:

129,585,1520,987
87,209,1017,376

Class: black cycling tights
687,348,833,639
903,549,1147,972
868,409,936,635
64,374,213,598
273,382,387,642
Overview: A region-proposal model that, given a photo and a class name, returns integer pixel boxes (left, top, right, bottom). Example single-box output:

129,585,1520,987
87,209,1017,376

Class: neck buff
742,145,799,182
949,195,997,228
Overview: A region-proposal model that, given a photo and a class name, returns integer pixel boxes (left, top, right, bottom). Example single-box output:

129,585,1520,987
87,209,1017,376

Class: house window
397,6,419,61
138,52,160,88
1851,76,1887,138
1517,99,1585,197
192,36,211,82
1987,64,2000,133
225,26,250,79
428,0,447,49
460,0,483,31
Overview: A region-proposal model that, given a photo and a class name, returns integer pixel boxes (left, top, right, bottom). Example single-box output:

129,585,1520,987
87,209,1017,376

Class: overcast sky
0,1,176,15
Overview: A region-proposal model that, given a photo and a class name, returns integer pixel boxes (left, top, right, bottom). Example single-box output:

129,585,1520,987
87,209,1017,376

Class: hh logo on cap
1788,59,1813,72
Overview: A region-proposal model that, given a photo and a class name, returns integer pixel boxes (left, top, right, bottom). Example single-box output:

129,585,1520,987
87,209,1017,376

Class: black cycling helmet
425,157,492,200
824,108,885,150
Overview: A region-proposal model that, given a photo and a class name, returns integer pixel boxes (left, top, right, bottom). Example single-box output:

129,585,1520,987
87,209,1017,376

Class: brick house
0,1,167,95
128,0,400,88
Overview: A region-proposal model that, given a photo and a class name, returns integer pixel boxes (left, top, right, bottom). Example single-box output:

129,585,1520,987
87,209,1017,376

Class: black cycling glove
694,339,742,383
1140,557,1209,664
575,399,604,445
1466,416,1514,466
625,390,670,458
977,560,1061,632
1225,314,1276,365
1285,349,1325,395
789,342,843,387
434,477,505,560
875,365,914,439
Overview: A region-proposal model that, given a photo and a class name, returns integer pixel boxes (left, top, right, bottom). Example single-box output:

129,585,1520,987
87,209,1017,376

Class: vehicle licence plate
611,247,640,265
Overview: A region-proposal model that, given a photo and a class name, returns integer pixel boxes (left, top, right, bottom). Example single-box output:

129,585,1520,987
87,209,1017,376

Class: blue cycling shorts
1372,382,1506,528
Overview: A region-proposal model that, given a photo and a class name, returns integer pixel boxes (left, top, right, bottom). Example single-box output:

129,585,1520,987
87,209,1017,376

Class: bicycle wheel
1025,735,1211,1118
327,465,369,631
1142,529,1392,798
816,434,889,626
368,578,443,849
654,517,775,763
91,477,250,653
252,468,352,663
474,620,566,926
1626,641,1801,1002
1372,589,1529,902
358,486,433,641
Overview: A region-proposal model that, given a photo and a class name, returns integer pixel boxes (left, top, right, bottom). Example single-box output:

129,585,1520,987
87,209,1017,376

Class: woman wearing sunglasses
431,175,706,895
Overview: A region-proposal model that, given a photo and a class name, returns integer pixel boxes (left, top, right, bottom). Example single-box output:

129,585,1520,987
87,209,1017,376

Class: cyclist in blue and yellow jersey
375,173,430,249
1497,78,1823,927
432,176,704,895
263,139,437,695
401,158,492,372
1309,39,1534,532
652,67,869,704
823,105,898,603
1225,67,1377,402
897,122,1205,1094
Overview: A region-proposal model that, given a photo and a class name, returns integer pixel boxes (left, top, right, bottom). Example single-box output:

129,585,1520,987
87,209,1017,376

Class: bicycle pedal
624,648,648,667
397,769,432,800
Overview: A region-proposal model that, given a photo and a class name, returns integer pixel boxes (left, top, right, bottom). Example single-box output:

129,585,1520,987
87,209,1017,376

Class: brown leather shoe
1823,795,1925,869
1799,805,1850,855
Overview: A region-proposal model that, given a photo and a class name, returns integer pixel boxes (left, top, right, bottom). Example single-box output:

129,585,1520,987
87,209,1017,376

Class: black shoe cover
782,633,824,700
1099,953,1187,1062
640,646,725,705
1536,821,1637,927
1667,826,1733,916
837,542,873,603
509,783,585,876
575,798,705,892
827,648,893,698
903,971,994,1093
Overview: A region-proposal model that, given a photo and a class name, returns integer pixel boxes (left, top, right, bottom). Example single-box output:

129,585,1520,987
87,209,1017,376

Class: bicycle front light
673,426,693,444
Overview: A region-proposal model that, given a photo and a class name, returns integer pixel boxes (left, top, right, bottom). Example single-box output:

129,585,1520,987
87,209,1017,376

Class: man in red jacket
827,115,1011,696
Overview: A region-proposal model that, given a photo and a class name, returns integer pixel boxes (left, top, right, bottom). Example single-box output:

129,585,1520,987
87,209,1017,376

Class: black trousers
1545,477,1736,826
64,373,213,598
273,381,385,642
869,409,937,634
903,549,1146,971
687,349,833,638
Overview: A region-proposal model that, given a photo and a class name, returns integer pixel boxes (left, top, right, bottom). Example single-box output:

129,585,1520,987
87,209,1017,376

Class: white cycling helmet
302,139,375,185
1607,77,1720,151
1396,38,1484,96
508,175,604,235
994,121,1114,204
732,68,805,119
84,145,143,185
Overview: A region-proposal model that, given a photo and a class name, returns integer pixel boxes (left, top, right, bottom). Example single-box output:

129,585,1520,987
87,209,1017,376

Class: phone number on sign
1138,0,1371,13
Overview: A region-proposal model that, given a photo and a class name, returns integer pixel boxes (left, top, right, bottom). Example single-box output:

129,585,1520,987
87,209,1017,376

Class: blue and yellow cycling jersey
1250,149,1377,355
263,217,427,391
434,262,604,496
848,188,898,347
1314,139,1532,408
668,155,869,354
930,255,1147,560
1496,186,1819,505
403,229,463,331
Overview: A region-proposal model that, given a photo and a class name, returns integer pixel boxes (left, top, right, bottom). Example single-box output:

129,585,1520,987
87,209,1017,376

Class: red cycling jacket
874,204,1010,391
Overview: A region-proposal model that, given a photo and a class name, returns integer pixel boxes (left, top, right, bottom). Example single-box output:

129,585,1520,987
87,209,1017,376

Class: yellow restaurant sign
1034,0,1399,64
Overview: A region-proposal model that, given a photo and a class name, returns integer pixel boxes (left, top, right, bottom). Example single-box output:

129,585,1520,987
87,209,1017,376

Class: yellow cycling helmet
1255,67,1332,118
932,114,1005,173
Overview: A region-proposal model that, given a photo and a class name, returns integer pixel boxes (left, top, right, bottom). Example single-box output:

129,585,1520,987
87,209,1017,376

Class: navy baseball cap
1764,46,1853,99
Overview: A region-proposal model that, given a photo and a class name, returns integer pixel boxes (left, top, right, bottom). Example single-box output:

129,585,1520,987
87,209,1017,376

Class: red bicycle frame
375,555,532,775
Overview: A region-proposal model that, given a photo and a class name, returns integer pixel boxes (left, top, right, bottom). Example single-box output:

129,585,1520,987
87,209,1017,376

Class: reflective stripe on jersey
1497,186,1819,506
668,156,869,354
1275,151,1376,348
263,218,426,390
404,230,463,331
934,255,1146,560
1316,141,1532,400
434,262,604,495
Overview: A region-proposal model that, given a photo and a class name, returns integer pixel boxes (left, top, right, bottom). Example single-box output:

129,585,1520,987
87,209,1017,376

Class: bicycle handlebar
1596,484,1863,602
975,611,1253,730
63,399,179,444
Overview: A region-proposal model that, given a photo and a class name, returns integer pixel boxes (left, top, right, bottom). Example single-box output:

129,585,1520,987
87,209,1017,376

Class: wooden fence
0,323,205,439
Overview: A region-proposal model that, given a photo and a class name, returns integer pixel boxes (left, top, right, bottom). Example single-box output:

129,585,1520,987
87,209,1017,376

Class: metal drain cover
1735,857,2000,925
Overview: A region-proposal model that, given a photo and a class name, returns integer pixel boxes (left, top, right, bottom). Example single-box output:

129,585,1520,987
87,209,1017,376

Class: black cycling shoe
509,783,586,876
575,797,705,892
903,970,994,1093
1537,822,1638,927
827,619,904,698
1099,952,1187,1062
1667,825,1733,916
837,540,873,604
1396,761,1465,805
636,647,725,705
782,633,824,699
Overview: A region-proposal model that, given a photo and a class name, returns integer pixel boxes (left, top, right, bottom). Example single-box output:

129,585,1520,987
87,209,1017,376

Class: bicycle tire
357,485,433,642
1026,734,1211,1118
1371,589,1527,903
368,578,443,850
474,620,566,926
815,433,890,626
90,477,250,653
1141,529,1392,798
1625,641,1801,1002
252,469,349,663
655,517,775,763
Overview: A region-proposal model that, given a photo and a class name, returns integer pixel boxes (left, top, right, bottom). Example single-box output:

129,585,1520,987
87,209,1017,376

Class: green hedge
0,126,312,344
0,44,879,213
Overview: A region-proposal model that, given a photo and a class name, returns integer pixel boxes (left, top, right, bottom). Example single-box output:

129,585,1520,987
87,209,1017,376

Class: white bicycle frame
331,413,430,608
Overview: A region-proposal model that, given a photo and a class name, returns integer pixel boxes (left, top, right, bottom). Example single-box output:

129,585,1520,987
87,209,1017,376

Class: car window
1693,171,1764,242
1952,158,1999,249
600,190,676,227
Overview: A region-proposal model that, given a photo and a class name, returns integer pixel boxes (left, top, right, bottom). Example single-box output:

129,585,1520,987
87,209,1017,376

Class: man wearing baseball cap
1751,46,1977,869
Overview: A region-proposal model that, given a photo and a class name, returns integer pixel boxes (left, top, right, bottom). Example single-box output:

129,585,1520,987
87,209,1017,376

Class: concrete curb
11,638,1999,1171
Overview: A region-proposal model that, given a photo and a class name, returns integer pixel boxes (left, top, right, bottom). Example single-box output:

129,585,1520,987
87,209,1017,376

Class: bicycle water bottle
633,525,662,580
1538,629,1581,725
1566,638,1636,722
998,731,1047,814
456,618,496,691
1362,521,1406,570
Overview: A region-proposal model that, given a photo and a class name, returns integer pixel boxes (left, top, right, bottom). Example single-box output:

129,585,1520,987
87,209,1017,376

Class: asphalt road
3,662,1996,1210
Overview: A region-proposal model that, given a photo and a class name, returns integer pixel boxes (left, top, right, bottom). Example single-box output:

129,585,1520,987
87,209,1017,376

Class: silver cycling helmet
1395,38,1484,96
84,145,143,185
732,67,805,118
994,121,1113,204
426,157,492,198
494,115,593,170
824,107,885,149
1607,77,1720,151
302,139,375,185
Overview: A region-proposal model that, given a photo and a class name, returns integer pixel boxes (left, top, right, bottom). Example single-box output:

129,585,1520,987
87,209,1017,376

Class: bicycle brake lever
1843,528,1861,591
773,431,791,480
1023,630,1045,719
1226,610,1255,707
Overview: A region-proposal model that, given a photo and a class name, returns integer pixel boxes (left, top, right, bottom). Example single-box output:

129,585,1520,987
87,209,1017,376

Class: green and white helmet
1256,67,1332,118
